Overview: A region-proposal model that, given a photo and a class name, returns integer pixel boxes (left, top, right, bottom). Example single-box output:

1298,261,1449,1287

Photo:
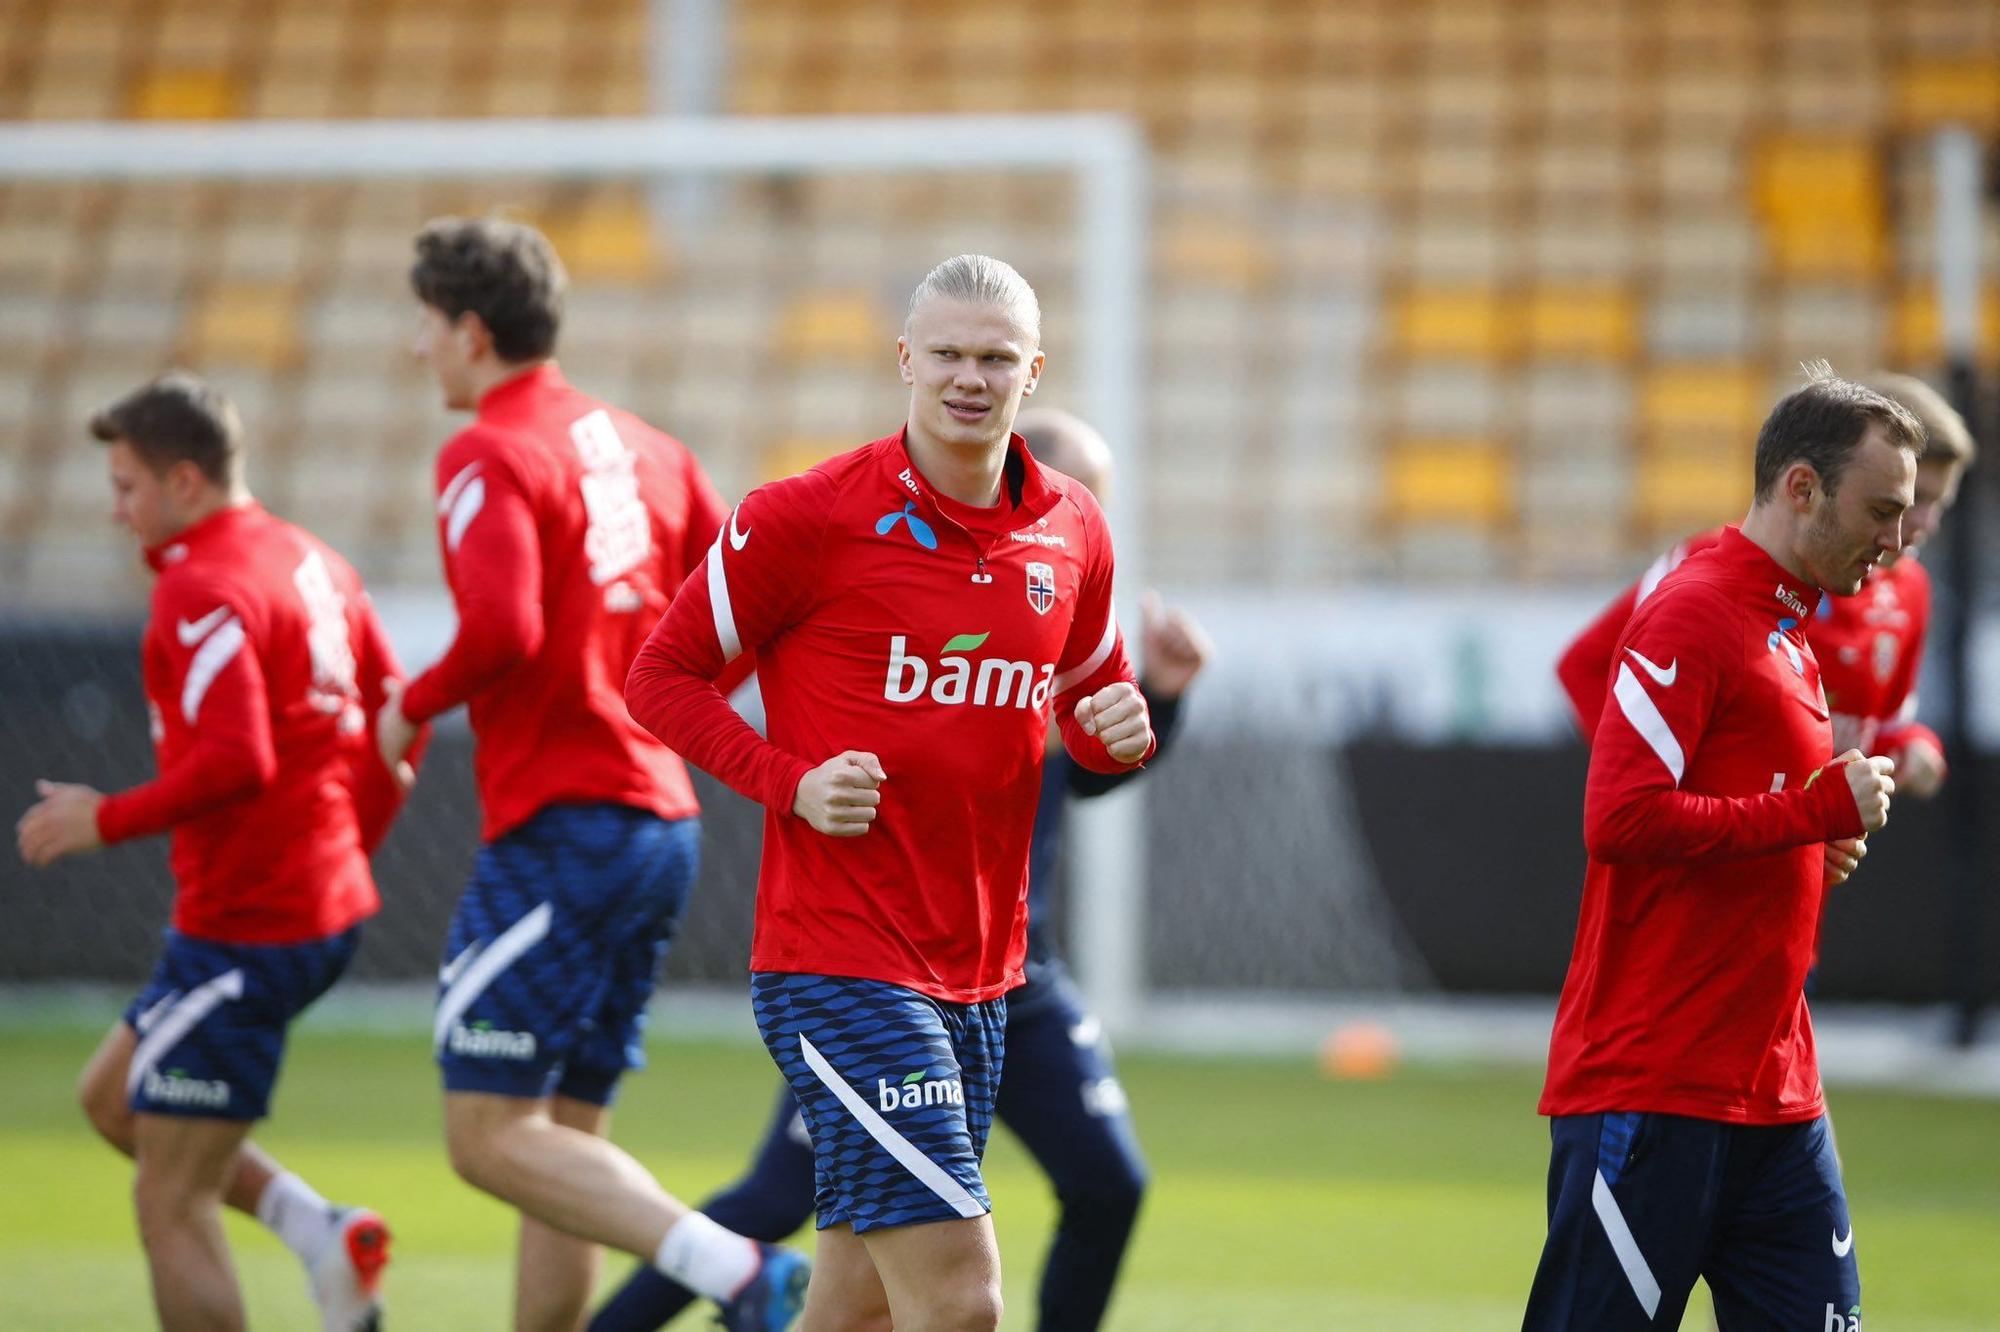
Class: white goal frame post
0,114,1154,1031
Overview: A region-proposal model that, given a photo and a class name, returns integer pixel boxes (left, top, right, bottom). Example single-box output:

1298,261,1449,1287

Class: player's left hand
377,678,420,789
1896,737,1946,800
1140,589,1214,699
1076,681,1151,764
1823,835,1867,888
16,780,105,867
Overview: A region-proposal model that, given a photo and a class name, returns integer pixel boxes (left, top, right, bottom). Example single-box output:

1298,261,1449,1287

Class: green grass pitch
1,1020,1994,1329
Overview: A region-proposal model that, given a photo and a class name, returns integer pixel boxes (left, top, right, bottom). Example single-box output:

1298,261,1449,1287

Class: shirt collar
144,501,260,572
879,428,1062,520
477,361,565,415
1716,525,1820,624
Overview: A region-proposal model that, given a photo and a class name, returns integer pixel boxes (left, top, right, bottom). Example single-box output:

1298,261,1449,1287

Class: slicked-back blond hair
904,254,1042,346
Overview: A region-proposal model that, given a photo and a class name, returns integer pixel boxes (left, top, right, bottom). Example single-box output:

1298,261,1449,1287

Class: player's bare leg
82,1019,391,1331
795,1224,893,1332
78,1021,278,1210
513,1094,612,1332
447,1090,692,1256
861,1215,1003,1332
133,1111,253,1331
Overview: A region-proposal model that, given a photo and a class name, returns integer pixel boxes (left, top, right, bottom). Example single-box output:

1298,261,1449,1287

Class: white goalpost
0,113,1155,1030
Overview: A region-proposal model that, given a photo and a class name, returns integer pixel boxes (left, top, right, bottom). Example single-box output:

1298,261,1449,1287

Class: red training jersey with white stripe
96,504,408,944
401,364,729,842
626,431,1150,1004
1540,527,1867,1123
1557,530,1943,773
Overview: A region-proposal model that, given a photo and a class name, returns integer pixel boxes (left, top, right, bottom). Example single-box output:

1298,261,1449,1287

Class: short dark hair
1752,361,1926,500
409,216,566,361
89,371,241,485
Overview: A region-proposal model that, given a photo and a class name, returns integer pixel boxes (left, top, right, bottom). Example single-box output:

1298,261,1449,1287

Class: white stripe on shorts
433,902,553,1052
797,1033,985,1220
127,968,245,1097
1591,1167,1662,1319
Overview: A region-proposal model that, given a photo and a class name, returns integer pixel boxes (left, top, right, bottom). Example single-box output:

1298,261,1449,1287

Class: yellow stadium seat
127,68,239,121
1387,438,1513,528
760,437,850,484
536,198,664,283
1891,284,2000,365
1749,135,1886,280
1524,285,1639,361
775,291,890,364
1641,365,1769,447
1767,217,1888,281
1895,58,2000,130
1635,450,1749,537
187,283,302,370
1391,287,1509,361
1750,137,1876,215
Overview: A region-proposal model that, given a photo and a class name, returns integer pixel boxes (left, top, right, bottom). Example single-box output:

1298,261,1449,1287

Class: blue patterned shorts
435,803,697,1105
751,972,1004,1233
123,926,359,1120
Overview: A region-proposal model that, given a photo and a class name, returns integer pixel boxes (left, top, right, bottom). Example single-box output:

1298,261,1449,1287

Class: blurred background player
1557,372,1976,893
15,373,411,1332
624,256,1155,1332
374,218,805,1332
590,407,1213,1332
1524,367,1918,1330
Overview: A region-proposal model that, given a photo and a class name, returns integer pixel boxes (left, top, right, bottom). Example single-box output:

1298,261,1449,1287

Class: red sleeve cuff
764,756,814,818
95,793,135,845
1817,760,1866,841
399,673,450,725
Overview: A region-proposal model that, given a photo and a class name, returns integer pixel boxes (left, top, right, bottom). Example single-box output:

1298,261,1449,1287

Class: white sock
653,1212,762,1302
256,1170,335,1262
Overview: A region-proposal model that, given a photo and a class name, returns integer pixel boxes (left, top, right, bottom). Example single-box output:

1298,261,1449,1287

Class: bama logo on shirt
883,633,1055,710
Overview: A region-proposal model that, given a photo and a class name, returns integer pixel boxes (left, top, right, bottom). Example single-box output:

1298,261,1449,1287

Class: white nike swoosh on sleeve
1613,662,1685,784
1624,647,1678,687
176,606,232,647
728,508,751,550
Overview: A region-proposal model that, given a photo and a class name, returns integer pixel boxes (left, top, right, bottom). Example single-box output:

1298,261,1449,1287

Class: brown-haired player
1558,369,1975,890
1525,363,1918,1329
375,217,806,1332
16,371,416,1331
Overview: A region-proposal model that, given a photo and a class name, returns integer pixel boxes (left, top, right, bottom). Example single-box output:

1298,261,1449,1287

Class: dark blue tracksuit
589,690,1183,1332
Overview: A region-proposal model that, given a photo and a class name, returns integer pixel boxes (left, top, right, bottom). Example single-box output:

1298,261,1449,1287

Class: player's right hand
1823,836,1866,888
376,678,419,788
1838,749,1895,833
793,751,886,837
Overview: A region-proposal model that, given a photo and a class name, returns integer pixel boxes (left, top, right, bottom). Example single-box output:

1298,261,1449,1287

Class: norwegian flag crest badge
1025,561,1056,614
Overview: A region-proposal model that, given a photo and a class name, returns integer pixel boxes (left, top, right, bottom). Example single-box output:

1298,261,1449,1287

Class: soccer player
15,372,409,1332
1523,365,1919,1330
624,256,1156,1332
590,407,1211,1332
1557,371,1976,888
374,217,805,1332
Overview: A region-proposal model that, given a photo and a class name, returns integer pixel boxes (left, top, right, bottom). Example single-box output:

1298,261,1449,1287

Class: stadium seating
1,0,1997,600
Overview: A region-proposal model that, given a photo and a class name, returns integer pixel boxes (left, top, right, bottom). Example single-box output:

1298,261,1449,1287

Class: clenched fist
1896,736,1946,800
1074,681,1152,765
793,750,887,837
1139,590,1214,699
1837,749,1895,834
